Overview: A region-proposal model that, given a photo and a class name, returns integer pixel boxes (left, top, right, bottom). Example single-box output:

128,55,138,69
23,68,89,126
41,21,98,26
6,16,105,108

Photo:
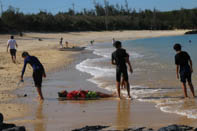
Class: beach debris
72,125,109,131
0,113,26,131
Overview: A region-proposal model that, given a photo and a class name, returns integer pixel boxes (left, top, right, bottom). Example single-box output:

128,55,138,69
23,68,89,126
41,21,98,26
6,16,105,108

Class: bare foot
36,96,44,101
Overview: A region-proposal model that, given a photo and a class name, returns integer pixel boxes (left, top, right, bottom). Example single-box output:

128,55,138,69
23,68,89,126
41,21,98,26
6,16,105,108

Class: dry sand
0,30,190,129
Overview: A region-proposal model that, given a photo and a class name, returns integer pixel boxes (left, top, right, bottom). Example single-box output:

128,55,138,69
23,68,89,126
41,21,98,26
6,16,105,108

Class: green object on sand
86,91,98,98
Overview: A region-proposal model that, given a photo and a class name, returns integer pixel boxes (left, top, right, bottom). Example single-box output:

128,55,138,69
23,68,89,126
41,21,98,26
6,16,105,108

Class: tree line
0,2,197,33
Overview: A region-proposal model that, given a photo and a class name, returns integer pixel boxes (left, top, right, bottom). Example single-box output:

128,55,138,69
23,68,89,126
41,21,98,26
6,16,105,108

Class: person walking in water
59,37,63,48
173,43,195,98
21,52,46,101
111,41,133,99
7,35,18,63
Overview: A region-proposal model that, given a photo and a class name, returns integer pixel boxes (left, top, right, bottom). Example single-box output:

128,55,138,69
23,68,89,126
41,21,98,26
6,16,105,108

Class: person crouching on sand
173,43,195,98
111,41,133,99
21,52,46,101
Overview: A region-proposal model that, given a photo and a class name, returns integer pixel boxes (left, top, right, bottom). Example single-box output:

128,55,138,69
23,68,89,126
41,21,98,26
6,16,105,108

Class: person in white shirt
112,38,116,45
7,35,18,63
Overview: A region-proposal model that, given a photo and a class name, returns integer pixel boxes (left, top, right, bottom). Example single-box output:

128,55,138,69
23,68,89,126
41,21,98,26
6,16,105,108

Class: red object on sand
66,90,89,99
67,90,79,99
79,90,87,98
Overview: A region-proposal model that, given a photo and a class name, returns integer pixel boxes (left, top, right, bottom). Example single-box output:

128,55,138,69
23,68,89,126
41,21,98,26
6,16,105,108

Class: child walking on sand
173,43,195,98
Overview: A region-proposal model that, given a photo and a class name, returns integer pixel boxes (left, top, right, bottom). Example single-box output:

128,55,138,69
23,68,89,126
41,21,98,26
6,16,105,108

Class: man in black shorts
7,35,18,63
173,43,195,98
112,41,133,98
21,52,46,101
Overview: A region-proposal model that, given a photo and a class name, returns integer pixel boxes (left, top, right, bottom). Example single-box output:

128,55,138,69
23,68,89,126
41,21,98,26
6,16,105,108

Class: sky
0,0,197,14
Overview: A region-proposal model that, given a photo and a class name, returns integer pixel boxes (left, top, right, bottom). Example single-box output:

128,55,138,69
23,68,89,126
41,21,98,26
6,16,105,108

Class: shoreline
0,30,191,129
10,46,197,130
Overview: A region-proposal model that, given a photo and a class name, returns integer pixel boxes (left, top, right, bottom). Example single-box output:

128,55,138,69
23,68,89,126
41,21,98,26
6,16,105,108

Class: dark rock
23,94,27,97
179,125,193,130
0,113,3,123
185,30,197,35
2,126,26,131
124,127,146,131
0,123,16,130
158,124,179,131
158,125,193,131
72,125,195,131
72,125,109,131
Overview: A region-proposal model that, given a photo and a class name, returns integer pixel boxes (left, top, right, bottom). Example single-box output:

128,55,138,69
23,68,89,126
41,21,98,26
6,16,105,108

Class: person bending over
21,52,46,101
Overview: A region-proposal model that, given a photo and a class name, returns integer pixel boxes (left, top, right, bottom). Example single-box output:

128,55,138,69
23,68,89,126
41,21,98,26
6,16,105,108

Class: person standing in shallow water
59,37,63,48
7,35,18,63
21,52,46,101
173,43,195,98
111,41,133,99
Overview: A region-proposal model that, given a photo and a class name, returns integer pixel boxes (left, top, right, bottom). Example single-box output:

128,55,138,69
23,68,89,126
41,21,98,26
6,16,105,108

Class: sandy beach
0,30,195,130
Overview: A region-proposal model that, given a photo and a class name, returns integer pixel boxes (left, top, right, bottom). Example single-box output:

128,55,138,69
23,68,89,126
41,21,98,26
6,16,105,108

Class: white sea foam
93,48,144,59
159,104,197,119
76,59,115,77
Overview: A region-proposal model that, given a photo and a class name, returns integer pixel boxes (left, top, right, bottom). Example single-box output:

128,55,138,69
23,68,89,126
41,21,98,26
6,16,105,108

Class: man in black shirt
173,43,195,98
112,41,133,99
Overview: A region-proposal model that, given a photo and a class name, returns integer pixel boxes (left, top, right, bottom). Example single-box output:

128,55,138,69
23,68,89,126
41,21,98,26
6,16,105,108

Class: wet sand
10,50,197,130
0,30,195,130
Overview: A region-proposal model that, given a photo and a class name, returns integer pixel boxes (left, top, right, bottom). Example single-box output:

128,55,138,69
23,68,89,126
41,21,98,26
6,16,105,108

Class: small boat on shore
58,46,86,51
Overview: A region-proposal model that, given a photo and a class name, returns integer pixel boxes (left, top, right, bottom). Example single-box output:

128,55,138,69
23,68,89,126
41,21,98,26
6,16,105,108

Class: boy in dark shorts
173,43,195,98
21,52,46,101
7,35,18,63
112,41,133,98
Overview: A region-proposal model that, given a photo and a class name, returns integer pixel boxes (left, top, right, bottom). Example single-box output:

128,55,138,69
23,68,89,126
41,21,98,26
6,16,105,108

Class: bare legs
116,81,131,99
181,83,188,98
181,82,195,98
36,87,44,101
11,55,16,63
125,81,131,98
121,77,126,89
116,82,121,98
188,82,195,98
